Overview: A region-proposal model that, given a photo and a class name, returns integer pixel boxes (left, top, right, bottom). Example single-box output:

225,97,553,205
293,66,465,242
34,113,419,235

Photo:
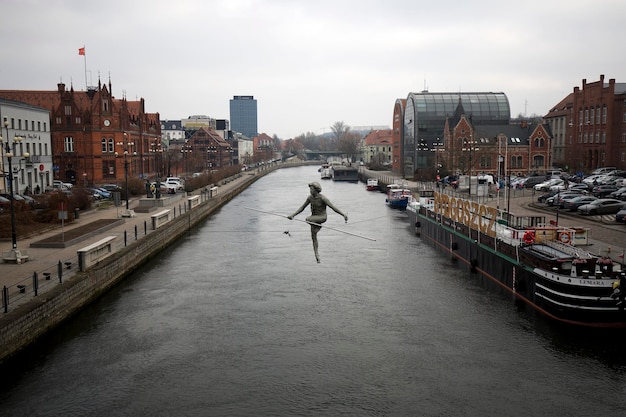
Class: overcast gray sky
1,0,624,139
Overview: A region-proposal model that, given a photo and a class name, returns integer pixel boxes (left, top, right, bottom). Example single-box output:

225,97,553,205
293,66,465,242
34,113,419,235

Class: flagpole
82,45,88,90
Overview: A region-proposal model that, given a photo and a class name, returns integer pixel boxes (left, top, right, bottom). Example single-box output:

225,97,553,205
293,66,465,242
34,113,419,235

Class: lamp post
150,138,162,199
431,137,442,183
207,144,217,171
463,137,478,198
181,142,192,175
115,134,135,212
2,119,29,263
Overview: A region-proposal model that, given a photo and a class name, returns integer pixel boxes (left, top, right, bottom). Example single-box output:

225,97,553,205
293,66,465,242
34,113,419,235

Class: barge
407,190,626,328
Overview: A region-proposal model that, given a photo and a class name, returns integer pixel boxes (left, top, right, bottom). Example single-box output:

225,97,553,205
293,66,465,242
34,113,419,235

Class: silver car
577,198,626,215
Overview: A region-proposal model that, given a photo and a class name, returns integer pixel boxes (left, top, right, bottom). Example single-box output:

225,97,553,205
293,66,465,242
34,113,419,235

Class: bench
151,209,171,230
187,195,200,210
77,236,117,271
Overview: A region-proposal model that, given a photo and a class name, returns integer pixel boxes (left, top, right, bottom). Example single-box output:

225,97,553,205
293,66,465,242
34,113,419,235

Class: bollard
3,286,8,313
135,224,138,240
124,230,127,247
144,220,147,235
33,272,39,296
58,260,63,283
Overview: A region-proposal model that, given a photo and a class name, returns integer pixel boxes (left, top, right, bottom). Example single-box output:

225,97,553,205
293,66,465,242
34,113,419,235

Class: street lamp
150,138,162,199
1,119,30,263
115,134,135,212
207,144,217,171
181,142,193,175
463,137,478,197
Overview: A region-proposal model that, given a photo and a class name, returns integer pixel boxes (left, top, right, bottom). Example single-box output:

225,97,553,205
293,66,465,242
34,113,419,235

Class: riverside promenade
360,168,626,263
0,172,251,313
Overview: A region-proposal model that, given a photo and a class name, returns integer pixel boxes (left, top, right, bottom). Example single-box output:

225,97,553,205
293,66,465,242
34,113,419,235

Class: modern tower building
229,95,257,138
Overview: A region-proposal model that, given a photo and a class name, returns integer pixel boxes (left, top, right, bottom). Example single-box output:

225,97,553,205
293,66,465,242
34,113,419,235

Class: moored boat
409,190,626,328
331,165,359,182
385,184,412,210
366,178,379,191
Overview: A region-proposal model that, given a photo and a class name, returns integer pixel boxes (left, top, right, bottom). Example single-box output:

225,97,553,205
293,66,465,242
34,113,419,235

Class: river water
1,165,626,416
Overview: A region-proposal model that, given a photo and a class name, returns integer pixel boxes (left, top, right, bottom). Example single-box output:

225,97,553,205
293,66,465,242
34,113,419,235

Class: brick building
544,75,626,173
0,80,161,186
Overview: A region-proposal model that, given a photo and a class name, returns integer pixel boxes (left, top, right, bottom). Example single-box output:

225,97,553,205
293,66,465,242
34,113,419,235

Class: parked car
523,176,547,189
163,179,184,191
534,178,563,191
591,184,619,198
567,183,591,193
551,192,584,208
562,195,598,211
0,195,10,212
609,186,626,200
616,208,626,223
100,184,123,192
577,198,626,215
537,190,559,203
18,194,41,208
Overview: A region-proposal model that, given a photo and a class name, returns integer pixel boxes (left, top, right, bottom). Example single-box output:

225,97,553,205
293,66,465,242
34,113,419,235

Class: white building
0,99,53,194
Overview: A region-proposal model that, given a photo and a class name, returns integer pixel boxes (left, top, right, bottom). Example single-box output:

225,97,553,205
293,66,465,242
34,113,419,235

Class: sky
1,0,624,139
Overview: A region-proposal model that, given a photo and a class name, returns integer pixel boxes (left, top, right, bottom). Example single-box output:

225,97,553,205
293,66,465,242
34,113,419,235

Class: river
1,165,625,416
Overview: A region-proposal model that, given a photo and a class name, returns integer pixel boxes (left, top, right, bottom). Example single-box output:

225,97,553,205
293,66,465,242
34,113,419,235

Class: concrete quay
359,168,626,262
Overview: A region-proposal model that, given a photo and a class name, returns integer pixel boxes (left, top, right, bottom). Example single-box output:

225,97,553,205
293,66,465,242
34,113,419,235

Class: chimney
57,83,65,92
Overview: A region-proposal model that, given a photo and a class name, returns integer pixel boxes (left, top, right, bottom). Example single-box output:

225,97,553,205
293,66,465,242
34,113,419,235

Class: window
37,121,41,131
65,105,72,116
596,106,601,124
101,137,107,152
602,132,606,143
108,138,114,153
583,133,588,143
590,108,595,124
102,160,116,178
603,106,607,124
596,132,600,143
64,136,75,152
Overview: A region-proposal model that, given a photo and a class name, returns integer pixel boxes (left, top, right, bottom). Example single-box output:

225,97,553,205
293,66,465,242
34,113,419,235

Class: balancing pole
244,207,376,242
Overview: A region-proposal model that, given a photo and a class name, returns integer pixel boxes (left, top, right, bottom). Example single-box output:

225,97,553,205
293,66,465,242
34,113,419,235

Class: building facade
0,80,161,186
361,129,393,165
544,75,626,173
229,95,257,138
0,99,53,194
403,92,510,177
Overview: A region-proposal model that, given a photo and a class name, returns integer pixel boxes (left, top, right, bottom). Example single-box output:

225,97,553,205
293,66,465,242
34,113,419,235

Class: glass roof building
403,92,510,176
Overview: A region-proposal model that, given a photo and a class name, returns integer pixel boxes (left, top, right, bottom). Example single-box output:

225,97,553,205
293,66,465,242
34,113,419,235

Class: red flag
78,47,85,56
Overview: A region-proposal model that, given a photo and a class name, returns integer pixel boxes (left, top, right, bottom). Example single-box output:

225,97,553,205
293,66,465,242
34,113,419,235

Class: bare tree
331,121,350,143
338,131,362,163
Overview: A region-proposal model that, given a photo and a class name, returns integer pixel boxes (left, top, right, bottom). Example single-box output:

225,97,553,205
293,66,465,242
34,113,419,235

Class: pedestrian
288,182,348,263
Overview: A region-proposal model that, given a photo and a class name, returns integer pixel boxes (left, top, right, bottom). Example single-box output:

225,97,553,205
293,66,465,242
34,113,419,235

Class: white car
164,180,184,191
534,178,563,191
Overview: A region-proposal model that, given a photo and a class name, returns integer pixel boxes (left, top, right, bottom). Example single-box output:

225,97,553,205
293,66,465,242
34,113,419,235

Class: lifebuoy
523,231,535,245
558,231,571,244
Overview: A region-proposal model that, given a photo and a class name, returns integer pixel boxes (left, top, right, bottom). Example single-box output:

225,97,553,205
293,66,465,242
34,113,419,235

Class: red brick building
437,100,553,180
185,127,233,172
544,75,626,173
0,80,161,186
392,99,406,174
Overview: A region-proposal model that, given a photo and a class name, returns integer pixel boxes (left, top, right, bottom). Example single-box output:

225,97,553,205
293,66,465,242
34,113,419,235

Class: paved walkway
0,171,259,312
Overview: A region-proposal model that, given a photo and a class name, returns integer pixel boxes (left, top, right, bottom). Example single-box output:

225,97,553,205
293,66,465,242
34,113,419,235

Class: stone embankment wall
0,169,270,363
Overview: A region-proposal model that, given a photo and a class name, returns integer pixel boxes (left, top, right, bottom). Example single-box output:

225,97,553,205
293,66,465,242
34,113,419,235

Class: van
547,170,563,179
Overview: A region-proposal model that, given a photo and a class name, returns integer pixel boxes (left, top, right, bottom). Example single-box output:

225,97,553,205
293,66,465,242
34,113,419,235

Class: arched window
101,137,107,152
108,138,114,152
